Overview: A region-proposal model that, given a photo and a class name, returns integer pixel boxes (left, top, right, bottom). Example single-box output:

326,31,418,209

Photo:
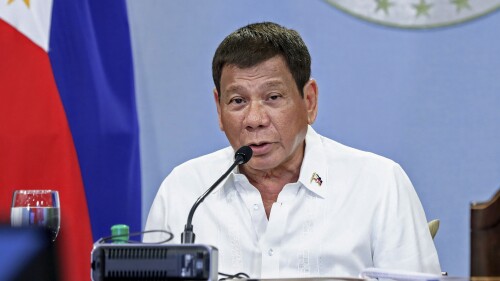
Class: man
144,22,441,278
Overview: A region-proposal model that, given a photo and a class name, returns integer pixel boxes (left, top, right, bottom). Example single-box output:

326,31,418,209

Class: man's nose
244,101,269,130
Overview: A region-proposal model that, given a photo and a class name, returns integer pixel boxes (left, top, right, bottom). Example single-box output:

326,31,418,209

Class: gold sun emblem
7,0,31,8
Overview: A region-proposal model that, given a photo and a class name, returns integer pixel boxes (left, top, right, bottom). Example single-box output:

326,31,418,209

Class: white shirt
144,126,441,278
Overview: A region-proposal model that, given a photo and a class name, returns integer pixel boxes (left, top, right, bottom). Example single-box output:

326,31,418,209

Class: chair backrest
470,188,500,277
428,219,440,239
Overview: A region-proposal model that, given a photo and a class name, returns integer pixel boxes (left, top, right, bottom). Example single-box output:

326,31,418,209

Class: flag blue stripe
48,0,141,240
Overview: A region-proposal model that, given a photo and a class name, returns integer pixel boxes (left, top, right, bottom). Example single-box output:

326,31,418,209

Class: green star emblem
413,0,433,17
451,0,471,12
375,0,394,14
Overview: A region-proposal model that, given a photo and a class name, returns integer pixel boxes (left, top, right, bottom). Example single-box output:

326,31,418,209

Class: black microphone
181,146,253,244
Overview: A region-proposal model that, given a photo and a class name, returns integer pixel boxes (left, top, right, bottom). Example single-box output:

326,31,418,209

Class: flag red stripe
0,19,93,280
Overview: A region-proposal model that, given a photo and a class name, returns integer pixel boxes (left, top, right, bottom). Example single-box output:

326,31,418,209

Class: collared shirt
144,126,441,278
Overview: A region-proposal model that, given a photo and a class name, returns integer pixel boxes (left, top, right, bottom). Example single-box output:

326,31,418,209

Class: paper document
360,268,461,281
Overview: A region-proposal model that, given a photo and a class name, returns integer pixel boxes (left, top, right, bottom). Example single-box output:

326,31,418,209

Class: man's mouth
247,142,272,154
250,142,268,147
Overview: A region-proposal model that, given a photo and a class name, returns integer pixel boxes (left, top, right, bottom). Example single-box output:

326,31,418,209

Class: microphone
181,146,253,244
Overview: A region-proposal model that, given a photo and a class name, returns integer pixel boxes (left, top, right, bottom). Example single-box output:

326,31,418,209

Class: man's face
214,55,318,173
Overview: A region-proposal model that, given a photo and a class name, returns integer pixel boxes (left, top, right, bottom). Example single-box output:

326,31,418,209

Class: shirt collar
298,125,329,199
216,125,329,198
210,147,238,196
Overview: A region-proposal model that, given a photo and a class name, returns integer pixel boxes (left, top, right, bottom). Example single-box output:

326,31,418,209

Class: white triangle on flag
0,0,53,52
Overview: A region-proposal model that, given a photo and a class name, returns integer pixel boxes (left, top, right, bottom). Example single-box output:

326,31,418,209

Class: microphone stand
181,146,252,244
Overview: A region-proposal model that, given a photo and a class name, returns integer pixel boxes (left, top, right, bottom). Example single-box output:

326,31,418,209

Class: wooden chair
470,188,500,277
428,219,440,239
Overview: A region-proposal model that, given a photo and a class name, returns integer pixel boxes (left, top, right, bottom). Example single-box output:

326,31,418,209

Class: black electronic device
91,243,218,281
0,225,59,281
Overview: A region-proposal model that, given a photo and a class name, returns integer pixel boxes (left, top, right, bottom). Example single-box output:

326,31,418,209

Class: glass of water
11,190,60,241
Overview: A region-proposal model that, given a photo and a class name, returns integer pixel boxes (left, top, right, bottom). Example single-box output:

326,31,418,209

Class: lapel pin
310,172,323,186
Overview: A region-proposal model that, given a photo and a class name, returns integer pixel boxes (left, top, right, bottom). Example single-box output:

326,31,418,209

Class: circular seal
324,0,500,28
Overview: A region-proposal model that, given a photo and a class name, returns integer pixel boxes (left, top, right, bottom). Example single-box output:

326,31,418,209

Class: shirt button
268,248,274,256
253,204,259,210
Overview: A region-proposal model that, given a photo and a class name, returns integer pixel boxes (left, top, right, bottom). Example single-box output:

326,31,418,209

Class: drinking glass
10,190,60,241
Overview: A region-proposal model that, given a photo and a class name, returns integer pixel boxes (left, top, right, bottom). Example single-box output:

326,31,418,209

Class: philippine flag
0,0,141,280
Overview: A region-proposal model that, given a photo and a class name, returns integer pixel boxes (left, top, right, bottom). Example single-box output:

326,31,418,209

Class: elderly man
144,22,441,278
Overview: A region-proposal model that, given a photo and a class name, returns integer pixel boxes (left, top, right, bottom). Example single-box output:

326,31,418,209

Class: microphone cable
94,229,174,245
218,271,250,280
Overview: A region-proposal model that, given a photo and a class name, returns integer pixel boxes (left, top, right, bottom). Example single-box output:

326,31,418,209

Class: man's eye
230,98,244,104
269,94,281,101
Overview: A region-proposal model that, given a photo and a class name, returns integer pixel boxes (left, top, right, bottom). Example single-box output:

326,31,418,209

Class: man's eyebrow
223,80,285,94
260,80,285,89
224,84,245,94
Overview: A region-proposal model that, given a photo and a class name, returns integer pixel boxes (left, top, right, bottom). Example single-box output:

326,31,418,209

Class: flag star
413,0,433,17
7,0,30,8
451,0,471,13
375,0,394,15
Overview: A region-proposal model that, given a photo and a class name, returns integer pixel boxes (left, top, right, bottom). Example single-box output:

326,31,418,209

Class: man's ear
213,88,224,131
303,79,318,125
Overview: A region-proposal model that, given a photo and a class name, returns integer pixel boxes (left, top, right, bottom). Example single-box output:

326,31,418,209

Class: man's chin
242,159,278,173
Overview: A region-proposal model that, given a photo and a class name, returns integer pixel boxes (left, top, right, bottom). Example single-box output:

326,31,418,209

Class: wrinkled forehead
221,55,292,78
219,57,299,96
